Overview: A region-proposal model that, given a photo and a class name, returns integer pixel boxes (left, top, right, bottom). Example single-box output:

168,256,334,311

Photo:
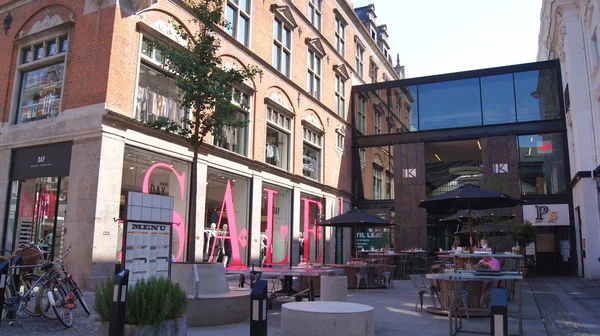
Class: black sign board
11,141,73,180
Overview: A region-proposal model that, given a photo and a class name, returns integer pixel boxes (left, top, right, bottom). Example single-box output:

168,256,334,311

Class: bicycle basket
14,247,42,272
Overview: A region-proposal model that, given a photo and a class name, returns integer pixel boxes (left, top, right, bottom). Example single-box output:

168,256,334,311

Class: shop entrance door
4,177,68,259
535,232,556,275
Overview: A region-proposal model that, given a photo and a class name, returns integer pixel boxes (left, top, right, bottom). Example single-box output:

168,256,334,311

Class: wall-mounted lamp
297,92,301,107
327,116,330,126
298,26,302,37
3,11,12,35
326,55,330,64
259,70,264,83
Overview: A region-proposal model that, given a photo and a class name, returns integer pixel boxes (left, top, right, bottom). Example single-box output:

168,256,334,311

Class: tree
144,0,258,260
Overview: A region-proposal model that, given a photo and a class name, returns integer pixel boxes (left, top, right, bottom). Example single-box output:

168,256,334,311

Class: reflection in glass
517,133,566,195
266,125,289,170
418,78,482,130
136,63,189,124
515,69,561,122
19,64,64,123
260,183,292,265
481,74,516,125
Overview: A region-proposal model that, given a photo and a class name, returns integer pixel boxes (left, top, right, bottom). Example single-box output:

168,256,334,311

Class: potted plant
95,275,187,335
510,220,538,277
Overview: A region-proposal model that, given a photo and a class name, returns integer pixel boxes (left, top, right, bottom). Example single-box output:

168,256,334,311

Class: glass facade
260,183,292,265
203,168,250,266
353,66,562,134
299,194,323,263
517,133,567,195
120,146,191,262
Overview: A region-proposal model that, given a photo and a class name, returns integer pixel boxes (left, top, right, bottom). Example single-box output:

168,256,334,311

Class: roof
354,4,375,22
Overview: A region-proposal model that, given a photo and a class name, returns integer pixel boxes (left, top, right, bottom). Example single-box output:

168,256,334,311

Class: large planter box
100,316,186,336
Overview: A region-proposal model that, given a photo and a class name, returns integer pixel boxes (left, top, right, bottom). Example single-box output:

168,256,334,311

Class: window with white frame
213,87,251,156
273,18,292,77
359,148,366,168
225,0,251,46
335,128,345,156
373,165,382,200
370,60,378,83
308,0,322,31
335,16,346,55
355,43,364,77
307,49,322,100
374,107,382,135
385,170,394,199
302,126,322,181
266,107,291,170
17,35,69,123
357,96,367,134
334,74,346,118
136,37,189,124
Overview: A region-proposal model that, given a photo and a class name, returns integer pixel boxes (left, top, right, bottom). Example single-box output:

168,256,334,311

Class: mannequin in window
265,136,279,165
299,232,305,262
222,223,231,266
260,232,268,264
204,223,217,261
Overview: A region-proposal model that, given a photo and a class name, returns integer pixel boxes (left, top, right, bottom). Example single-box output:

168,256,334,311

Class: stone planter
99,316,186,336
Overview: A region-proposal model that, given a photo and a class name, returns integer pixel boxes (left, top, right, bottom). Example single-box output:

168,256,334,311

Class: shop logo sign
301,197,323,262
534,205,557,224
263,188,289,265
37,156,45,163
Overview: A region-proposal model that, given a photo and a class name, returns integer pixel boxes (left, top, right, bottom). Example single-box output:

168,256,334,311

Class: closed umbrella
418,183,524,250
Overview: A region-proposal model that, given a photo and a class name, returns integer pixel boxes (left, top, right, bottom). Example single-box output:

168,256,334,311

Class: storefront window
18,64,64,123
299,193,323,263
121,147,190,262
517,133,567,195
260,183,292,265
203,168,250,266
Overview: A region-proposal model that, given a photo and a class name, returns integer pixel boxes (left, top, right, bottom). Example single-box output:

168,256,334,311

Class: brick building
0,0,401,287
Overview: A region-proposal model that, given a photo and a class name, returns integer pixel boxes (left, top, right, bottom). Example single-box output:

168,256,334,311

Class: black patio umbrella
457,222,510,251
317,207,395,256
418,183,524,250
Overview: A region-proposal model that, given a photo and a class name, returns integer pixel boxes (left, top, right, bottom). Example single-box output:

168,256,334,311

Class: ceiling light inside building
477,141,481,150
129,166,135,170
434,154,441,161
528,148,532,155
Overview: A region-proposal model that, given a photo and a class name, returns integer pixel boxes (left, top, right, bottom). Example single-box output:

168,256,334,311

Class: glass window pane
515,69,561,122
59,37,68,53
266,126,289,170
239,0,249,12
282,51,288,76
47,41,57,57
19,64,64,123
273,20,281,41
260,183,292,264
226,5,236,36
302,145,320,180
283,27,290,49
273,45,280,70
239,16,249,45
481,74,516,125
418,78,481,131
34,45,44,60
518,133,566,195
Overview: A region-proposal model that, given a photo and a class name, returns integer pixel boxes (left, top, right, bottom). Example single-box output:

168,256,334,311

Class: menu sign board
124,221,172,288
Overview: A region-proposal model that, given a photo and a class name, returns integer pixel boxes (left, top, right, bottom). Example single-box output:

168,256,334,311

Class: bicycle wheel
47,281,73,328
22,274,43,317
67,277,90,315
37,279,57,320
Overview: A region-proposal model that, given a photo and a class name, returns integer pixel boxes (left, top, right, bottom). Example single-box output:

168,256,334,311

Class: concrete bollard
320,276,348,302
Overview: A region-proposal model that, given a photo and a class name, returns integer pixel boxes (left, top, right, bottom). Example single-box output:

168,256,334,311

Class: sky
350,0,543,78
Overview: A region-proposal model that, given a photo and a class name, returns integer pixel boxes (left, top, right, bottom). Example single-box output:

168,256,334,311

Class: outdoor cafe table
426,271,523,336
225,266,345,301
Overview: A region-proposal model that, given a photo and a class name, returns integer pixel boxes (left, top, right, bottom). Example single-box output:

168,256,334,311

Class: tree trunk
186,145,199,261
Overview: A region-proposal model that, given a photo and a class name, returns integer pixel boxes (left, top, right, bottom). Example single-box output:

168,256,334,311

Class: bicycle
2,246,75,328
0,243,49,319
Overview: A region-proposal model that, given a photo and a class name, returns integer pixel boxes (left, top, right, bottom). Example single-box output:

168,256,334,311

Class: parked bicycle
1,246,75,328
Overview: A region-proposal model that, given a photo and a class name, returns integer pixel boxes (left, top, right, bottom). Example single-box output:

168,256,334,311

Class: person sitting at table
475,255,501,289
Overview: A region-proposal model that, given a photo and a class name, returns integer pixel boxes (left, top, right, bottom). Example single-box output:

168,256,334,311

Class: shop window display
260,184,292,265
299,194,323,263
203,168,250,266
121,147,190,262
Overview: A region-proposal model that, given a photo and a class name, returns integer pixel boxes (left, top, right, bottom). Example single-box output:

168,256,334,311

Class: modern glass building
351,60,575,276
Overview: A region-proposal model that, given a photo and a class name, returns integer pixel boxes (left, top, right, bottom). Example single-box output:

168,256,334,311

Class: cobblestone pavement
529,277,600,336
1,291,102,335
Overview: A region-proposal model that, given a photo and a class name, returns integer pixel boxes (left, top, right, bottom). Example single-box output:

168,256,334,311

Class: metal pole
108,269,129,336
